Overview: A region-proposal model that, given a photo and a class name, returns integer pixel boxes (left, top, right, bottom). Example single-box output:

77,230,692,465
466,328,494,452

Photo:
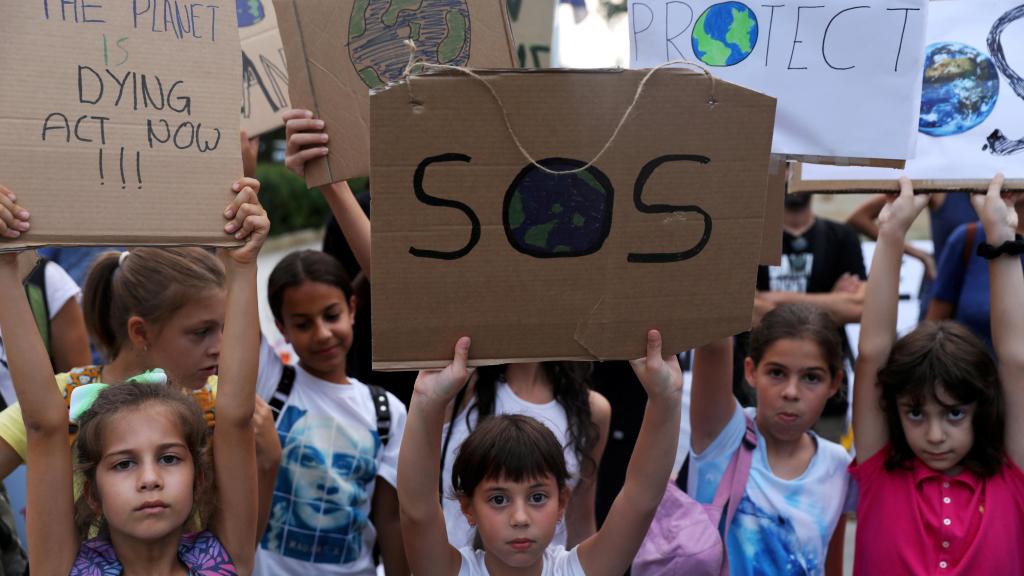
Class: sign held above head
238,0,291,136
274,0,517,188
370,68,777,370
628,0,929,164
0,0,243,251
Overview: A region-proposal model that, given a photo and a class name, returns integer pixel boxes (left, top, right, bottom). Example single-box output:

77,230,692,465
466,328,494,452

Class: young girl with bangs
399,331,681,576
0,181,268,573
684,303,853,575
852,175,1024,574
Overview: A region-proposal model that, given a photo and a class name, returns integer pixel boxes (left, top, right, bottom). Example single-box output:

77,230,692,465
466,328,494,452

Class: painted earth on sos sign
349,0,471,89
691,1,758,67
919,42,1000,137
504,160,613,257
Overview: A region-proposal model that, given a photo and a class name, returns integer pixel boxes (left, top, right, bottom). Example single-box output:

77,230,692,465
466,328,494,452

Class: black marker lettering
822,6,867,70
886,7,920,72
631,2,655,60
665,2,694,60
627,154,713,264
78,65,104,104
409,153,480,260
41,113,70,143
788,5,824,70
762,4,783,66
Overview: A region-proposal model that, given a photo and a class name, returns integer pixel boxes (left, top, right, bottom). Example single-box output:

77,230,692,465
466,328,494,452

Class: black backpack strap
439,383,469,502
367,384,391,446
269,365,296,422
24,256,53,366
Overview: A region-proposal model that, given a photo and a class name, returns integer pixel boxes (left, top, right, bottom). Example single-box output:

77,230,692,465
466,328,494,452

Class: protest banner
370,68,776,369
793,0,1024,193
507,0,555,68
239,0,290,135
275,0,517,188
628,0,928,162
0,0,242,251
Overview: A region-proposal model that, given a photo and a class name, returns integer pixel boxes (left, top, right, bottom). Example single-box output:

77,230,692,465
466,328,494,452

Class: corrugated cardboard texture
370,68,776,369
239,0,290,135
759,156,786,266
275,0,516,187
789,162,1024,194
0,1,243,251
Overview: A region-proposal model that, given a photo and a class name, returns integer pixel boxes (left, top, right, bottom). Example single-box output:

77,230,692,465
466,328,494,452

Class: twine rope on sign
399,39,718,176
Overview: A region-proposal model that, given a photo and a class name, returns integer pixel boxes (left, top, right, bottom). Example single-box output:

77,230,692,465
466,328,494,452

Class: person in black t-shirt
734,192,866,441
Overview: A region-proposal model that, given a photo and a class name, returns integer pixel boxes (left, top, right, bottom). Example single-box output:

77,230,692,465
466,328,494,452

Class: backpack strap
962,222,978,268
269,365,296,422
709,413,757,576
23,257,53,366
367,384,391,447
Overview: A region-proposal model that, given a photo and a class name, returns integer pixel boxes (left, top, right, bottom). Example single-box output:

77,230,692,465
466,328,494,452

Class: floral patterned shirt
70,531,236,575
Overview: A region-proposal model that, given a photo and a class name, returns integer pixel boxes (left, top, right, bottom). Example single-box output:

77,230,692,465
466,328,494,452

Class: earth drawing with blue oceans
349,0,471,89
691,2,758,67
503,159,614,258
236,0,265,27
919,42,1000,137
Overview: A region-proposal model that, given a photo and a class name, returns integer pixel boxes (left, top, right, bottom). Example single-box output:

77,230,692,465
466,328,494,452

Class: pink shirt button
944,497,951,504
944,518,952,526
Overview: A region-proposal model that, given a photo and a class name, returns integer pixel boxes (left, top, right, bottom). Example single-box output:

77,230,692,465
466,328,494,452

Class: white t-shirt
458,545,584,576
441,380,581,549
688,404,853,576
253,339,407,576
0,262,81,405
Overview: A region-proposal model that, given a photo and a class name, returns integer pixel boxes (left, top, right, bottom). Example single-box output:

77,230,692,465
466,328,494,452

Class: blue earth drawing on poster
691,2,758,67
919,42,1000,137
236,0,265,27
503,159,613,258
349,0,471,89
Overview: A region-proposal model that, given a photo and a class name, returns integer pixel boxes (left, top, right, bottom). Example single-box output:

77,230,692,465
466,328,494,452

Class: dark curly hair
465,362,599,480
74,381,213,539
877,321,1005,477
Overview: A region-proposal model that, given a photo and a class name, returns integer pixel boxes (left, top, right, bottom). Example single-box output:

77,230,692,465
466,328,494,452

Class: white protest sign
801,0,1024,186
629,0,928,161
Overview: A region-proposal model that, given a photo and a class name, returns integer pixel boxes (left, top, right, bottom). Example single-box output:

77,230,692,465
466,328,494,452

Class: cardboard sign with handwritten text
239,0,290,135
0,0,242,251
275,0,517,187
371,69,776,369
507,0,555,68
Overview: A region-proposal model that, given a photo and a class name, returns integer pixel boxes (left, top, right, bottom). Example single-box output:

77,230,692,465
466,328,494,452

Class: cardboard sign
794,0,1024,192
239,0,290,135
370,69,776,369
629,0,928,162
759,156,786,266
507,0,555,68
275,0,517,188
0,0,242,251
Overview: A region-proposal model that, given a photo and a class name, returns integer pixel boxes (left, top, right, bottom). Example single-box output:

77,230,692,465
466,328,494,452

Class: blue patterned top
70,530,236,575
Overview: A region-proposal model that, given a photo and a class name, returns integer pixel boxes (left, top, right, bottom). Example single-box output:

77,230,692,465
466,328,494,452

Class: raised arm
690,336,737,454
209,177,268,574
853,178,930,464
0,223,78,572
971,174,1024,468
578,330,682,576
398,338,472,576
847,193,936,279
283,109,372,280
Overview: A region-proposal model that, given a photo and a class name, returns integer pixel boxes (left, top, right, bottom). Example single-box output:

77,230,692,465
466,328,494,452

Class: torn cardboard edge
759,155,786,266
788,162,1024,194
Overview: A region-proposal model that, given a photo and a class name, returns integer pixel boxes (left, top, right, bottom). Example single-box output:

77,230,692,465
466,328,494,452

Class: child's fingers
898,175,914,198
282,109,314,125
449,336,471,374
0,185,15,203
224,181,261,219
224,190,263,234
229,204,269,240
285,118,325,143
645,329,663,364
989,172,1006,197
284,147,329,175
289,132,329,149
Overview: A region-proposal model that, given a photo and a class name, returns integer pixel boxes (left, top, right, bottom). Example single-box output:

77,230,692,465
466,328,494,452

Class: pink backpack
632,414,756,576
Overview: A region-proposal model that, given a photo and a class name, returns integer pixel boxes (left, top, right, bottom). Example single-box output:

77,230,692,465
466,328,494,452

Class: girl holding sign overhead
283,109,612,551
0,178,268,574
851,176,1024,574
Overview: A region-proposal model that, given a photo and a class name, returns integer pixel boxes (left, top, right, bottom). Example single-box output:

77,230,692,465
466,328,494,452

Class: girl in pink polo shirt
852,175,1024,575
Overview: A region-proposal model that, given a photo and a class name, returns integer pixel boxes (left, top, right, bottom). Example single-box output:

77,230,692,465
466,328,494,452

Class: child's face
93,403,195,543
746,338,841,442
460,474,568,569
146,288,226,390
276,281,355,381
897,389,975,473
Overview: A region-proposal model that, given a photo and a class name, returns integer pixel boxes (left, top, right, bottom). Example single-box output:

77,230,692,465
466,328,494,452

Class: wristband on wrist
976,235,1024,260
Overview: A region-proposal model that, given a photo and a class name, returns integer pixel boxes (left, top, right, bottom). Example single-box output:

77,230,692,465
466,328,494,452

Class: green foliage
255,163,329,237
600,0,627,18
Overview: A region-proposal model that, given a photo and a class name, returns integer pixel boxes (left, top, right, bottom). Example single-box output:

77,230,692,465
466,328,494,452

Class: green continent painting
691,1,758,67
349,0,471,89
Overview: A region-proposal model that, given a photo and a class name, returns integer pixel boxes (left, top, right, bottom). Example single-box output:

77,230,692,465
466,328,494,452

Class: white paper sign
629,0,928,160
802,0,1024,182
